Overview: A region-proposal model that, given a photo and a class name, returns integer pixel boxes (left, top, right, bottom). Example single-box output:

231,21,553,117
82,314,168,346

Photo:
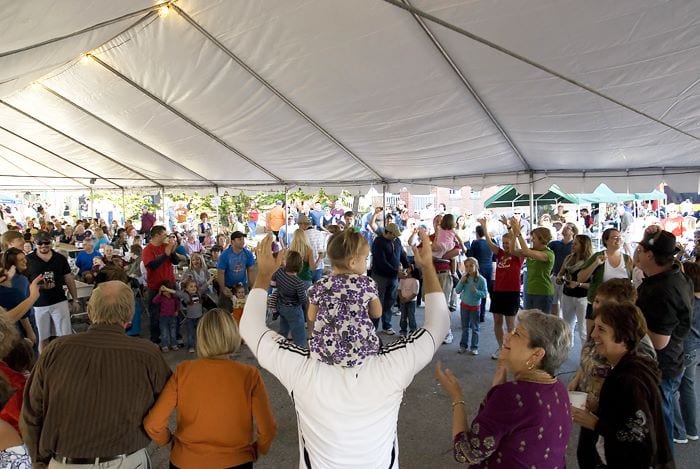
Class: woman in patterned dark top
308,229,382,367
436,310,572,468
572,302,673,468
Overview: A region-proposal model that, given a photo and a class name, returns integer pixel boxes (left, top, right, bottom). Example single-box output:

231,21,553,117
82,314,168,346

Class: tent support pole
382,184,388,228
121,189,127,226
529,172,535,225
284,186,289,246
90,189,94,219
160,188,165,228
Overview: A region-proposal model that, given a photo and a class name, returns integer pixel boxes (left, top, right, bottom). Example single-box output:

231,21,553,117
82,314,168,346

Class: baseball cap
385,223,401,237
298,215,311,225
638,228,678,257
230,231,246,240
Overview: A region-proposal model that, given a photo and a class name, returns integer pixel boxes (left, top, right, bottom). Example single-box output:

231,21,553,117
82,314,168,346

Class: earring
526,359,535,370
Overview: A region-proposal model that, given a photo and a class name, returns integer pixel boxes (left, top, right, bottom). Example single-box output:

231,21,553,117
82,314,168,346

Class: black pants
577,427,603,469
170,462,252,469
146,288,160,343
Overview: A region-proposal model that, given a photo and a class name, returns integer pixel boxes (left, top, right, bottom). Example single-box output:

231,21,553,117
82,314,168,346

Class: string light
80,54,92,65
158,5,170,17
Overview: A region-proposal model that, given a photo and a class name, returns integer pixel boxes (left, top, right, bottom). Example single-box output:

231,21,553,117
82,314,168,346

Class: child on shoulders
308,229,381,367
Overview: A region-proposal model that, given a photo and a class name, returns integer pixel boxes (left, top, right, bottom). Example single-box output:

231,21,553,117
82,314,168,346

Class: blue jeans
525,294,554,315
159,316,177,347
673,349,699,439
660,372,683,451
247,221,257,236
185,317,200,349
372,273,398,331
312,268,323,283
399,302,417,333
460,305,480,350
278,303,307,348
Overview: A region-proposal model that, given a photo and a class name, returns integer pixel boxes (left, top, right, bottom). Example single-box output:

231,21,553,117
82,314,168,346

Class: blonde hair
88,281,134,325
1,231,23,250
327,229,368,270
531,227,552,245
464,257,480,280
197,308,242,358
290,229,310,260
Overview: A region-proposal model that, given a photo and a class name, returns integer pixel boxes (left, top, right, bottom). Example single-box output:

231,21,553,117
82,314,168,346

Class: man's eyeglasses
37,241,51,246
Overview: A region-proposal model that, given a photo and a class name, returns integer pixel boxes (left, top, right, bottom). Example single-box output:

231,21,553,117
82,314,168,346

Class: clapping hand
255,234,285,278
435,361,464,402
499,215,509,227
411,228,433,270
510,217,522,235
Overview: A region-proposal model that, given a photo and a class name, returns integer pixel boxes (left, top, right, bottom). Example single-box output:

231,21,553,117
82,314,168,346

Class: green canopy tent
484,185,579,209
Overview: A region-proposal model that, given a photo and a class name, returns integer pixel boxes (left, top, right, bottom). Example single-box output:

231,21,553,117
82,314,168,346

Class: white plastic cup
568,391,587,409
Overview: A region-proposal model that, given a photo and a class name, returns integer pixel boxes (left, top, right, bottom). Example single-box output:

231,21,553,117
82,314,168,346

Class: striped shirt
272,268,308,306
21,324,172,463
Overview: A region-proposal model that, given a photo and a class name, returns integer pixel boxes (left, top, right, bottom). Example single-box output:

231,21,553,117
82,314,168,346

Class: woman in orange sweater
144,308,277,469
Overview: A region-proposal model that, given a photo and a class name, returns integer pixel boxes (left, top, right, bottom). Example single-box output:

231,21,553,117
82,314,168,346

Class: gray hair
517,309,571,376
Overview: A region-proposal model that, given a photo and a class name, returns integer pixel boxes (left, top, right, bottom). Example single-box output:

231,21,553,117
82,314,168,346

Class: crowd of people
0,196,697,468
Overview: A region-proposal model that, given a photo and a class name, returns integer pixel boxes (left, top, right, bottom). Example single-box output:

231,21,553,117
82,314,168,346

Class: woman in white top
577,228,633,335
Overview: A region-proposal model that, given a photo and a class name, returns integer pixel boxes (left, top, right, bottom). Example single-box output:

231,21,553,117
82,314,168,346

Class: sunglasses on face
37,241,51,246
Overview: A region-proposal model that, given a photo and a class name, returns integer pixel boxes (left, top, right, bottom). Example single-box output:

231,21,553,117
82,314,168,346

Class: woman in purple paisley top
307,229,382,367
436,310,572,468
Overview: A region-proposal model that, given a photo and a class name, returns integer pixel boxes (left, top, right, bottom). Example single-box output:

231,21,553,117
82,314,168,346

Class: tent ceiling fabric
0,0,698,192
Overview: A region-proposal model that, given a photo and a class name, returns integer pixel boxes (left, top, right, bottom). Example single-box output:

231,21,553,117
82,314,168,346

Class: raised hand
412,228,433,270
254,234,284,278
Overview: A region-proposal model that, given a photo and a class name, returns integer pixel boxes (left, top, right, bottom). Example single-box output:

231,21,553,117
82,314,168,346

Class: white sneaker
470,349,479,356
673,438,688,444
443,330,454,344
687,435,699,441
491,348,500,360
382,328,396,336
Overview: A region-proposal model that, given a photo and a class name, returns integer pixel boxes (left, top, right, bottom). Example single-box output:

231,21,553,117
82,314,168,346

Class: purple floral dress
308,274,380,367
454,380,572,468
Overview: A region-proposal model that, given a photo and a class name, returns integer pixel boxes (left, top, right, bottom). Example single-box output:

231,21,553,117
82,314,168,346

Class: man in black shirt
25,231,80,349
635,227,693,450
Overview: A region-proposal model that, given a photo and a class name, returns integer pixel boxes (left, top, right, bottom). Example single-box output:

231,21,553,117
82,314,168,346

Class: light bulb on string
80,54,92,65
158,5,170,17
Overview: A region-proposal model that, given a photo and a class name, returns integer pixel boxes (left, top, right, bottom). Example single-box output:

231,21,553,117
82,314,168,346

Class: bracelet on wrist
451,400,465,408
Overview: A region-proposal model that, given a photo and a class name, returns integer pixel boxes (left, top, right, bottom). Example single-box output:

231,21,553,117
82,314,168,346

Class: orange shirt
267,207,286,232
144,359,277,469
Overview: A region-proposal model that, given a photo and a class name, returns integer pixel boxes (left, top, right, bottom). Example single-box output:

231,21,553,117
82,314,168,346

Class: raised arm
412,229,450,343
510,217,549,261
479,218,499,255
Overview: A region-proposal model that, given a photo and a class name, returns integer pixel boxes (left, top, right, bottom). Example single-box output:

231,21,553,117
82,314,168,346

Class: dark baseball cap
638,228,678,257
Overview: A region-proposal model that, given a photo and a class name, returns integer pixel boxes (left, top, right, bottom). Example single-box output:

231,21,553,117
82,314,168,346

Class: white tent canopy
1,0,699,193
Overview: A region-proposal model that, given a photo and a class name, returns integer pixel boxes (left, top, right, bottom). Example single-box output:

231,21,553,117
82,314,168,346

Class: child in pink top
154,281,180,352
433,214,465,278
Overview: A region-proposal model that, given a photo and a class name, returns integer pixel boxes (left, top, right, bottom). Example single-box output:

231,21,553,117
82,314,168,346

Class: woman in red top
478,217,524,360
